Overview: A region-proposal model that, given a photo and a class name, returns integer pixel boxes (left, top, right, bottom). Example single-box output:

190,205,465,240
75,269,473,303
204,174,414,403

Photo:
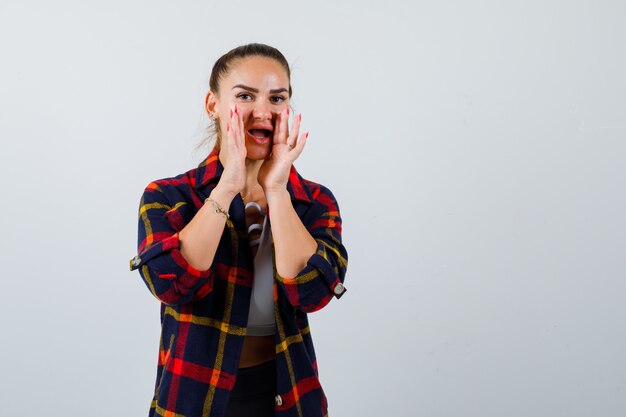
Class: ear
205,91,218,118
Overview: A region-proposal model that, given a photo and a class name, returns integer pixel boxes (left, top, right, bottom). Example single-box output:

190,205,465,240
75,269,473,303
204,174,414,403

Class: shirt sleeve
129,182,213,306
275,184,348,313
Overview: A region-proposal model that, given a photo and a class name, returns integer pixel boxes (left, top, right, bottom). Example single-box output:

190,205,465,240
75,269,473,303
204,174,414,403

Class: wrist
265,188,291,205
209,185,238,207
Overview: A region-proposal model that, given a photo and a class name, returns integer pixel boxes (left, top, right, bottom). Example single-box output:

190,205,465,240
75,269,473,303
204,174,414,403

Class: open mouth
247,128,273,144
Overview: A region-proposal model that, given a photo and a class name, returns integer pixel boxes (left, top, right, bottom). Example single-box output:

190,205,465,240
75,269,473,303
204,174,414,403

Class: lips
246,128,273,145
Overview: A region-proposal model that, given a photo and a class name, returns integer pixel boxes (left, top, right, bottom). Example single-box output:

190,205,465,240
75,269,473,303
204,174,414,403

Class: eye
270,96,287,104
236,93,253,100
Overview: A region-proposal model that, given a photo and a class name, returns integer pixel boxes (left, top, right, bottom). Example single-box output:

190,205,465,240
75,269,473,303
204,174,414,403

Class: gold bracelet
204,197,230,219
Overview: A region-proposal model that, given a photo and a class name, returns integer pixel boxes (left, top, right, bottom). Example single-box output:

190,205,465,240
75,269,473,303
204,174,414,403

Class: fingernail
305,132,309,139
230,109,233,118
234,105,238,114
287,107,290,116
299,114,302,122
227,124,230,132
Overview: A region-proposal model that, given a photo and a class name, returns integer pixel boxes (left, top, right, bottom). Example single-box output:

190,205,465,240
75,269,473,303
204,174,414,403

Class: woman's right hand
216,105,246,196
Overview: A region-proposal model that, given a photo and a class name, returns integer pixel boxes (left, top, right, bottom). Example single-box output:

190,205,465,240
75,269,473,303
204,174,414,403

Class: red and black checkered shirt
130,147,348,417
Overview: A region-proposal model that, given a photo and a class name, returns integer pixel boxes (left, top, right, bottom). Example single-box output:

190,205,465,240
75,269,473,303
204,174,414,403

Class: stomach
239,335,276,368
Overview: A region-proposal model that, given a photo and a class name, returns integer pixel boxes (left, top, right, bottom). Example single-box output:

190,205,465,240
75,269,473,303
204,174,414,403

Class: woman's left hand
258,108,308,194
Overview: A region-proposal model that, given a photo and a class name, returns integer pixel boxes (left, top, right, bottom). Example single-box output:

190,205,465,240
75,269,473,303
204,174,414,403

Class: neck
242,158,263,198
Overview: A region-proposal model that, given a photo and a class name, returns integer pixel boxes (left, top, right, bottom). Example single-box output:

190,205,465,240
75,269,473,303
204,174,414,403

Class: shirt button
275,394,283,406
333,282,345,295
131,255,142,267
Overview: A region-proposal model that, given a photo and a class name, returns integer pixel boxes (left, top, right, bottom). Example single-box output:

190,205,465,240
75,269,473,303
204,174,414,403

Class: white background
1,1,625,416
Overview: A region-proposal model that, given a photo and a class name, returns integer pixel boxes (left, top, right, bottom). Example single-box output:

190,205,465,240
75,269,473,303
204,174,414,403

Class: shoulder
290,165,339,205
140,166,200,206
295,175,344,236
294,171,340,211
141,149,221,205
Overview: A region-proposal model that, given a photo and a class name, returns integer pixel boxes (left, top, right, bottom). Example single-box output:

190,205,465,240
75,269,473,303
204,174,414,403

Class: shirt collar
194,147,312,204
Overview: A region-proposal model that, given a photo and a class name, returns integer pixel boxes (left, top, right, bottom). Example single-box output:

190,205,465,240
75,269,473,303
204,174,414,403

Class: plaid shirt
130,147,348,417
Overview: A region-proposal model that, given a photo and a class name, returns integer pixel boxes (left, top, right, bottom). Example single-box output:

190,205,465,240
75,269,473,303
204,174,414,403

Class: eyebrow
232,84,288,94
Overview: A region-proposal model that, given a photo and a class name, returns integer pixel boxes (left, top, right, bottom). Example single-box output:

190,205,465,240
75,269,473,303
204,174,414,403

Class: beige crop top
245,201,276,336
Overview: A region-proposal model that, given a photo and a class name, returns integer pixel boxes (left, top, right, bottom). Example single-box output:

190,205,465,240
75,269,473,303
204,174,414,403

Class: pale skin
177,56,318,368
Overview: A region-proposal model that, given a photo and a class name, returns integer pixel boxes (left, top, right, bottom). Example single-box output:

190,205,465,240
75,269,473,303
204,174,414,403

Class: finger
225,106,233,137
272,108,287,144
229,105,241,148
232,105,238,138
287,113,302,148
235,105,245,147
281,107,290,144
280,107,291,144
290,131,308,159
222,105,237,150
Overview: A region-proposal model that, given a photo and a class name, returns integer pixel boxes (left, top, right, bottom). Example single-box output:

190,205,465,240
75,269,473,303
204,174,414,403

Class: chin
245,144,272,161
246,147,271,161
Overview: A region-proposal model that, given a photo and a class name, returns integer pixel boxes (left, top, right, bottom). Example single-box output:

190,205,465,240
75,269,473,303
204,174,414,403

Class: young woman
130,43,348,417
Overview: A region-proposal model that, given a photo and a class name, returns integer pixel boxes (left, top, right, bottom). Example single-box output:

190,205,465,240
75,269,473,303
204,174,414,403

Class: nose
251,101,272,120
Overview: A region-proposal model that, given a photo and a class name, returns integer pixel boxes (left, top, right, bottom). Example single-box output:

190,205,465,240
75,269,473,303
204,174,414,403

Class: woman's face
207,56,291,160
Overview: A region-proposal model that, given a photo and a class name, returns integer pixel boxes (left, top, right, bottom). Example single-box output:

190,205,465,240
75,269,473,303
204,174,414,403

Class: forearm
266,189,318,278
178,185,237,271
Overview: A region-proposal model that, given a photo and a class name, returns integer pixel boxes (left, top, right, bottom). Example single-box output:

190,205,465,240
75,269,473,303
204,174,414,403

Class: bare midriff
239,335,276,368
